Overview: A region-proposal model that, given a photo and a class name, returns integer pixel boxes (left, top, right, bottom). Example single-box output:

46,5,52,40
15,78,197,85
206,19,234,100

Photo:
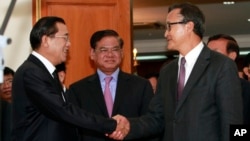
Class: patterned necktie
104,77,113,117
177,57,186,101
53,70,66,102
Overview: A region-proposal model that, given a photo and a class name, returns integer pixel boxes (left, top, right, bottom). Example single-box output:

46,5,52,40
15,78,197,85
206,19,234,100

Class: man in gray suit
109,2,243,141
207,34,250,124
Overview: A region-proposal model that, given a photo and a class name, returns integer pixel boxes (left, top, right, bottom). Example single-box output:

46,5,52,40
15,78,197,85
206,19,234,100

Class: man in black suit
68,29,157,141
1,67,15,141
109,3,243,141
207,33,250,124
11,16,124,141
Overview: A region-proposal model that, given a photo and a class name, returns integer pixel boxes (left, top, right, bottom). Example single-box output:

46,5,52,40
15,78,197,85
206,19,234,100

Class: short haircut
168,3,205,39
4,66,15,76
144,73,159,79
207,34,239,58
90,29,124,49
55,63,66,72
30,16,65,50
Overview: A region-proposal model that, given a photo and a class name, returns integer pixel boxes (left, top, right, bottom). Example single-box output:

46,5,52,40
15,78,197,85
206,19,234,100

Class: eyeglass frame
94,46,122,55
49,35,70,42
165,20,189,31
2,77,13,86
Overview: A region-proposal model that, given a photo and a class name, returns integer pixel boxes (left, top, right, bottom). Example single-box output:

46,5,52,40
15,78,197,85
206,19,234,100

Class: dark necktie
53,70,66,102
177,57,186,101
104,77,113,117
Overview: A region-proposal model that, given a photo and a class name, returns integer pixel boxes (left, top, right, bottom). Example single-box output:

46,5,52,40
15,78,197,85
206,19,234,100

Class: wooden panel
33,0,132,86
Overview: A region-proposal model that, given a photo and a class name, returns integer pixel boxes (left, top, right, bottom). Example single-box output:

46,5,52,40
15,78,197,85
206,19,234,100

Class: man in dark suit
207,33,250,124
109,3,243,141
1,67,15,141
11,16,123,141
68,29,157,141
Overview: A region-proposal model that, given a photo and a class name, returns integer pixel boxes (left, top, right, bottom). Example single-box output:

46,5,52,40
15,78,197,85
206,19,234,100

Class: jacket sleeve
23,68,116,134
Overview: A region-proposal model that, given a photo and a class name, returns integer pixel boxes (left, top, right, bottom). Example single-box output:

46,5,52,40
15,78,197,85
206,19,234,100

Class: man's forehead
56,23,68,33
98,45,120,48
166,11,183,21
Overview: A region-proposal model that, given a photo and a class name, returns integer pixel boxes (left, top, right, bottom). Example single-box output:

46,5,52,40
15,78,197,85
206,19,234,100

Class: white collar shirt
32,51,56,76
178,41,204,85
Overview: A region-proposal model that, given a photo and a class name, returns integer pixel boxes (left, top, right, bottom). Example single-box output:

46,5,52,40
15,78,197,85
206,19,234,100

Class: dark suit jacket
240,78,250,124
11,54,116,141
127,45,243,141
68,71,158,141
1,100,12,141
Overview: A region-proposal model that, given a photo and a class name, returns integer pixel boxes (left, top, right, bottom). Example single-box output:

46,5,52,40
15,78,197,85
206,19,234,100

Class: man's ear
42,35,49,48
121,48,124,59
90,48,95,60
186,21,194,32
228,52,237,60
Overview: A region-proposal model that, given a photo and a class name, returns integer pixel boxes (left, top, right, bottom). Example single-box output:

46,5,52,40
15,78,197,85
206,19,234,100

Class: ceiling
133,0,250,40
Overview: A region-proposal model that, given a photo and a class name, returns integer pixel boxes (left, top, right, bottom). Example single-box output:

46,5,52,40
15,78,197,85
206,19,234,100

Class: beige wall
0,0,32,71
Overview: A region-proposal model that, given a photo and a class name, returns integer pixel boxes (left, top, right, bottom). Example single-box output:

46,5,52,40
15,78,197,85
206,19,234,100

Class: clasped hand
106,114,130,140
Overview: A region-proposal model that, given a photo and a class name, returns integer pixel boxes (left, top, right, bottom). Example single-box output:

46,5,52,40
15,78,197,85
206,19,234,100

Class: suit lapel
28,55,52,77
112,71,128,115
88,74,110,117
176,46,211,113
167,60,179,108
28,55,67,103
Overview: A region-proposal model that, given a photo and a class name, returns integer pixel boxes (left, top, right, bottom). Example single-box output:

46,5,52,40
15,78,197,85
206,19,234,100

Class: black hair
207,34,239,58
55,62,66,72
168,3,205,39
30,16,65,50
144,73,159,79
90,29,124,49
4,66,15,76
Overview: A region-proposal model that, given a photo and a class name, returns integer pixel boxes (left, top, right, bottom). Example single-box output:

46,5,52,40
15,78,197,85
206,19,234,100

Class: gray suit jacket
127,45,243,141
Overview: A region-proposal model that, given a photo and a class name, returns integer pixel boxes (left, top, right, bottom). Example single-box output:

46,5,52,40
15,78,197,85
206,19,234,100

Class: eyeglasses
95,47,121,54
3,78,13,86
165,21,188,31
50,35,70,42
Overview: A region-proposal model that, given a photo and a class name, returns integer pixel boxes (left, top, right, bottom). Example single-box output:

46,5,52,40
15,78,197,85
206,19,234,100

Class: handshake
106,115,130,140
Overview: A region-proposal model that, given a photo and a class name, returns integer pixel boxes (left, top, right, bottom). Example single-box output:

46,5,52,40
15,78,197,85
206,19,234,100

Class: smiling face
49,22,70,65
40,22,70,66
90,36,123,75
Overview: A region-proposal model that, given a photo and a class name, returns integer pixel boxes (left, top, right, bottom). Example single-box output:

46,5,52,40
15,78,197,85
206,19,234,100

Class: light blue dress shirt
97,68,119,101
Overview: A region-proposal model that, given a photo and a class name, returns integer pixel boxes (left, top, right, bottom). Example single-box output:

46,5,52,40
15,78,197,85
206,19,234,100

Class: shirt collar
97,68,120,82
179,41,204,65
32,51,55,74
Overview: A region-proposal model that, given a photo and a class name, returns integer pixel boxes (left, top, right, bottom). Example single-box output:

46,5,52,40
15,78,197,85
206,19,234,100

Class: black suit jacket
127,45,243,141
240,78,250,124
1,101,12,141
68,71,157,141
11,54,116,141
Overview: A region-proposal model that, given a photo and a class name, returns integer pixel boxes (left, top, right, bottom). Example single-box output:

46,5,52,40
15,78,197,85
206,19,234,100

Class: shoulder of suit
120,71,148,82
70,74,96,87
